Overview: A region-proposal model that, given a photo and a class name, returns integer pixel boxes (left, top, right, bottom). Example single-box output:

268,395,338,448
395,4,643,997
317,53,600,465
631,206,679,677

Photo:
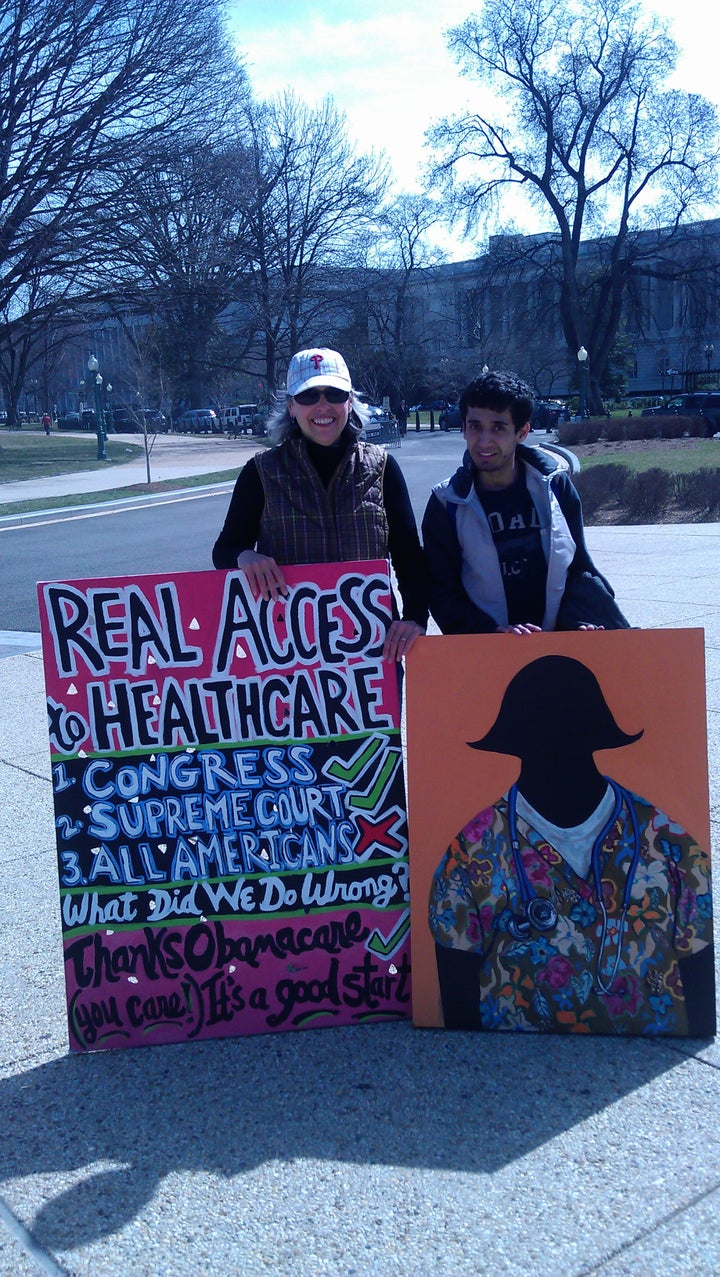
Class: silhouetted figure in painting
429,656,715,1036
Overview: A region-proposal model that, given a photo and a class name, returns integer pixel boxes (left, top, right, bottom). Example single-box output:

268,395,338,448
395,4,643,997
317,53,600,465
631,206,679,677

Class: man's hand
236,550,288,601
496,622,542,636
383,620,425,662
577,623,605,630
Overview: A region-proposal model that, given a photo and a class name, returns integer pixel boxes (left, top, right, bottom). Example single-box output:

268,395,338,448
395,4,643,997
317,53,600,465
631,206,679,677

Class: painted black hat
468,655,643,758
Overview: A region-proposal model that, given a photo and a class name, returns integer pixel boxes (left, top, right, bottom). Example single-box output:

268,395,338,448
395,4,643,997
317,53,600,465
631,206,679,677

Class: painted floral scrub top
429,787,713,1034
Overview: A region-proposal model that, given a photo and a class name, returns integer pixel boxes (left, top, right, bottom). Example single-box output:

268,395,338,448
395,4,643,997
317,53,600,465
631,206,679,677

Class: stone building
26,217,720,417
404,217,720,400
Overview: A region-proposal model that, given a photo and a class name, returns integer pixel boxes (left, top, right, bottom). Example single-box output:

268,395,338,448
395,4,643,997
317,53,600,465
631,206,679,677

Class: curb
0,477,237,528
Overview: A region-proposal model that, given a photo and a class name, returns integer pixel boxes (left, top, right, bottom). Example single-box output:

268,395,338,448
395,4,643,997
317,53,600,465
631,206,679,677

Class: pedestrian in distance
396,400,408,437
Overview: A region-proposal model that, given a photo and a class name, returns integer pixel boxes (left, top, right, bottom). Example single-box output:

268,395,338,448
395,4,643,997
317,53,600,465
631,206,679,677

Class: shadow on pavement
1,1020,697,1252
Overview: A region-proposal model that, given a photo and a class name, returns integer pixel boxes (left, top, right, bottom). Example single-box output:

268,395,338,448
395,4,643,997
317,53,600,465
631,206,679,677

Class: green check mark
367,911,411,957
327,736,384,784
348,752,398,809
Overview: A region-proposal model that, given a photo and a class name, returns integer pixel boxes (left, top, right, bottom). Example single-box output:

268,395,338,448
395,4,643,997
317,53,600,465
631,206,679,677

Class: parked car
224,403,266,436
641,392,719,436
110,406,169,433
530,399,566,430
176,408,221,434
57,409,97,431
359,400,386,423
57,412,81,431
641,393,706,418
700,393,720,433
108,406,135,432
144,408,170,433
439,398,566,433
439,405,462,430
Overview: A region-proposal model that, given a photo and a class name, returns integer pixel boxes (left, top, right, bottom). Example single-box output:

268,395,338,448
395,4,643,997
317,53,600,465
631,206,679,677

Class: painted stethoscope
506,777,641,995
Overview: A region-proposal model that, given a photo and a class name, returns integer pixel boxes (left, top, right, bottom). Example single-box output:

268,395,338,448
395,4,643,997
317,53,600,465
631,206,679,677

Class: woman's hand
383,620,425,662
236,550,288,601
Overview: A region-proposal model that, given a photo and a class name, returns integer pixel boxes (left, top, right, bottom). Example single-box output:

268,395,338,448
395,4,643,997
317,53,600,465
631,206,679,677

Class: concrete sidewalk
0,431,260,507
1,514,720,1274
0,422,483,509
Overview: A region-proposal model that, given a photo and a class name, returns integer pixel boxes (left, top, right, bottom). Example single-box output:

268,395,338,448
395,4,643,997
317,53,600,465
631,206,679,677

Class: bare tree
103,134,254,411
0,0,237,323
429,0,720,411
239,92,389,392
347,196,445,411
0,271,83,428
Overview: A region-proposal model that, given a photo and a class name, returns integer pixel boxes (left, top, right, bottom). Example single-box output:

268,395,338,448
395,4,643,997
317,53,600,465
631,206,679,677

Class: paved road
0,433,469,633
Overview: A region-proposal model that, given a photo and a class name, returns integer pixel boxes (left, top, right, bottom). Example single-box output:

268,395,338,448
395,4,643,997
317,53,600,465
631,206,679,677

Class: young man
421,369,628,634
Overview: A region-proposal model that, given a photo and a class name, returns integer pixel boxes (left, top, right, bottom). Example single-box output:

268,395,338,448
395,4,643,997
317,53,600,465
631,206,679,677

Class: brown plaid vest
255,434,389,565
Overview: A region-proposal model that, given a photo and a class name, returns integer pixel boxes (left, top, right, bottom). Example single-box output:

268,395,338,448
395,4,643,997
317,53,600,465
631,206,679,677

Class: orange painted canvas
406,629,715,1036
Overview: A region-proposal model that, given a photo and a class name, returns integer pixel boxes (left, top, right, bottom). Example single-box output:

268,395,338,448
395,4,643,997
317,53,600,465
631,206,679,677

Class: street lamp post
87,355,107,460
25,377,39,422
577,346,589,418
106,382,114,434
704,343,714,375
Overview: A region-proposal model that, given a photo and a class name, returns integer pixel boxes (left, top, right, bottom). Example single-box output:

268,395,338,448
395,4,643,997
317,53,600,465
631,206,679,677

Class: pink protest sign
37,563,410,1051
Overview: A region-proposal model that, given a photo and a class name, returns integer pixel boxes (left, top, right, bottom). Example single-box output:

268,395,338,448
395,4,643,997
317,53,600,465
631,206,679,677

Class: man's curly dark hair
459,370,534,431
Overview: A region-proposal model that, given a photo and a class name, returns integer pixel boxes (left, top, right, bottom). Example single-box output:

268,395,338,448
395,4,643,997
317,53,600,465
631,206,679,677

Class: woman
212,347,428,660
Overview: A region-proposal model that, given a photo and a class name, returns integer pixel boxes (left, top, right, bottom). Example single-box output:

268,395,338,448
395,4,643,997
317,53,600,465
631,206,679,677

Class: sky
228,0,720,261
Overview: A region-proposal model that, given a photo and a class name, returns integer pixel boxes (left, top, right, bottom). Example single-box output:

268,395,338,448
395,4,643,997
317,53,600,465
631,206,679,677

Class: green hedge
558,415,705,445
574,463,720,522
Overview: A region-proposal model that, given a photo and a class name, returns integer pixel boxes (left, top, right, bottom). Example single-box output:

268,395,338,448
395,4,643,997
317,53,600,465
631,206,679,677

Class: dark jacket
422,444,629,633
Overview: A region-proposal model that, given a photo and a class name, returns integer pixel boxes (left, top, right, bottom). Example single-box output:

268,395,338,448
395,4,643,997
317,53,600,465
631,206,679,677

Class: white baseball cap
286,348,352,397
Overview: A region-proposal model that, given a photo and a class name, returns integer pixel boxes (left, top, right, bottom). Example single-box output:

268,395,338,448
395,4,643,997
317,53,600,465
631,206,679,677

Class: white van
223,404,257,436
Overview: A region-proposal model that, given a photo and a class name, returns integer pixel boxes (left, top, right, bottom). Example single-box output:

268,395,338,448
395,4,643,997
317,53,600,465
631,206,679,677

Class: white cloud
232,0,479,192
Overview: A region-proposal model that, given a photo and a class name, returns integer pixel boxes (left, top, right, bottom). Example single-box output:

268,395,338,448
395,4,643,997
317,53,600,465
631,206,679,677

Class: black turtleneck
303,429,352,486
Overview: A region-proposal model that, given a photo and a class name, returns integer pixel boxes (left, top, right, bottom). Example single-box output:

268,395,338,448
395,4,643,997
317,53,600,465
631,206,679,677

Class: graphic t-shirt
476,470,547,625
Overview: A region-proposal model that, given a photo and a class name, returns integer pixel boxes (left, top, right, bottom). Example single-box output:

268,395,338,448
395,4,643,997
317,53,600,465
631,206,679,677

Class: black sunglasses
293,386,350,405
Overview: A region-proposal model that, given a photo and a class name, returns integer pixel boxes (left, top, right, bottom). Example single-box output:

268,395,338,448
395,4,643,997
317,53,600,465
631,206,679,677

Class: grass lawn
571,437,720,523
569,437,720,473
0,426,144,481
2,425,719,521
